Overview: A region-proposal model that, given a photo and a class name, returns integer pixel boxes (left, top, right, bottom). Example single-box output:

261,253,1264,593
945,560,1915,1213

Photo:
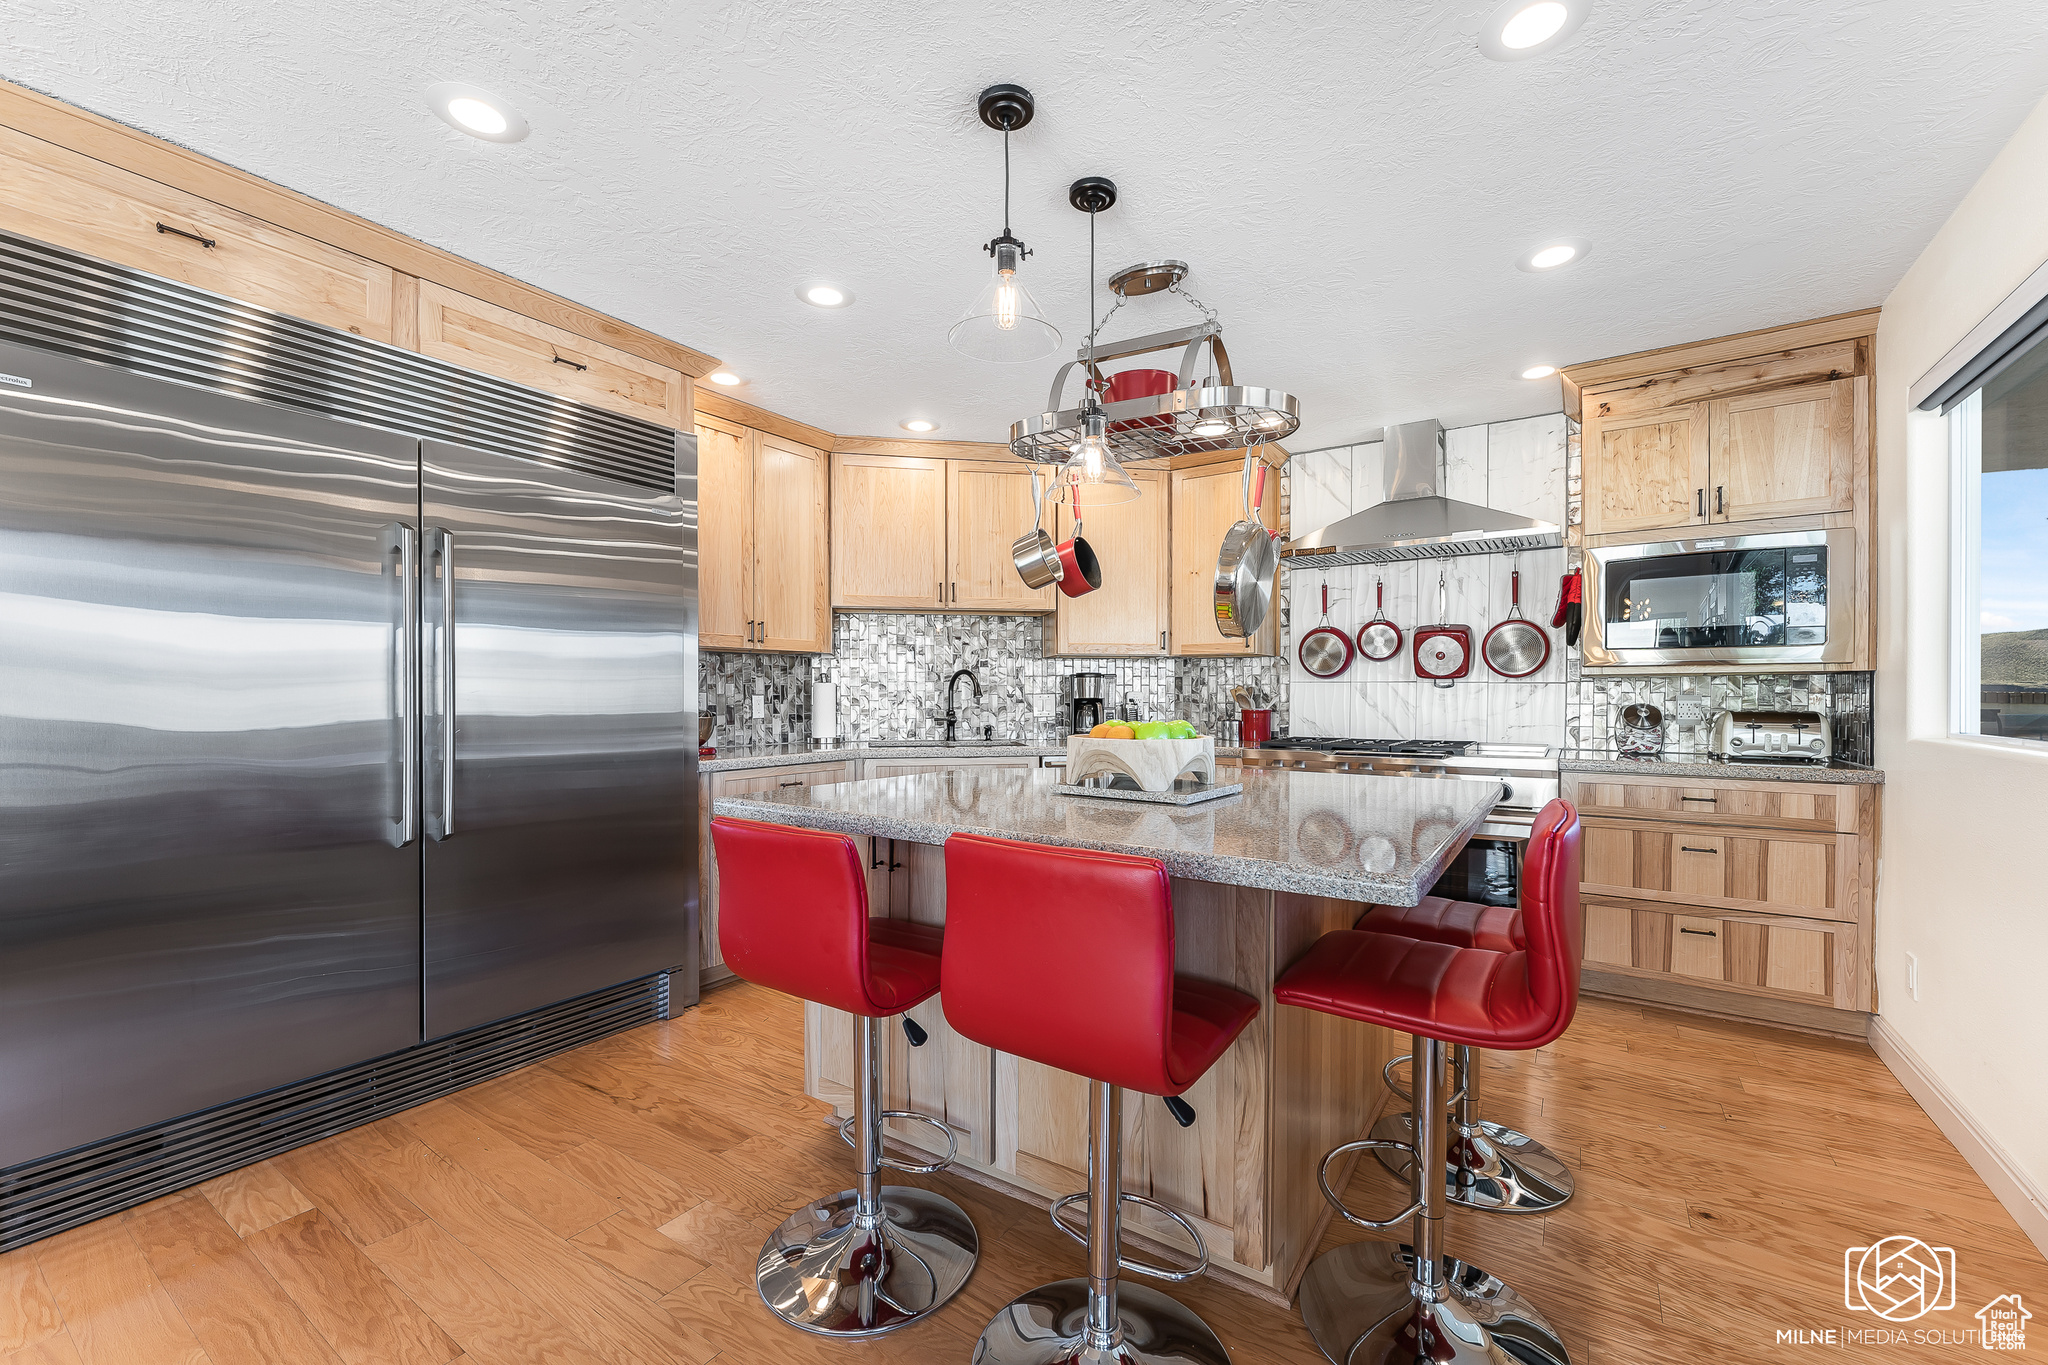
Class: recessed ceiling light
708,371,741,386
1515,238,1591,273
1521,365,1558,380
798,283,854,308
900,419,939,433
1478,0,1590,61
425,82,529,143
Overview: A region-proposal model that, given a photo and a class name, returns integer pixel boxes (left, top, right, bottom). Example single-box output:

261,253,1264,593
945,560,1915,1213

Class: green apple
1132,721,1170,740
1165,720,1198,739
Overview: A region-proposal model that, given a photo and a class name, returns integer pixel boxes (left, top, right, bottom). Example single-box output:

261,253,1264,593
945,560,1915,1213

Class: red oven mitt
1552,569,1583,646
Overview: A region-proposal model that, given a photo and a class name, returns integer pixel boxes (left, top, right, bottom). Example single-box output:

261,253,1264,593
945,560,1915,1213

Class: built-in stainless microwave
1582,527,1855,668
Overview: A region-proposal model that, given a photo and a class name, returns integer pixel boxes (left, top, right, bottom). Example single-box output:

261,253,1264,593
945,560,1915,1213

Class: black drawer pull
156,221,217,248
1680,845,1719,853
1680,796,1718,803
1679,927,1718,937
551,353,590,371
778,779,802,788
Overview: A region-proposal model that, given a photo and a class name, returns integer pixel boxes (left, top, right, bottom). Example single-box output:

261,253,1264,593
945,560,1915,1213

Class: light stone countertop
710,765,1503,906
700,741,1245,775
1559,752,1884,785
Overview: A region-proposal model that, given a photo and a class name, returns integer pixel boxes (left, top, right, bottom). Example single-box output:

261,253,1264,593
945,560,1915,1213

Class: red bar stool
1360,894,1576,1214
941,834,1260,1365
709,816,978,1338
1273,800,1581,1365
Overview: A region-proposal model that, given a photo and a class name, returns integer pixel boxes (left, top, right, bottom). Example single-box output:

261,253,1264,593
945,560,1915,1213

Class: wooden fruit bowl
1064,736,1216,792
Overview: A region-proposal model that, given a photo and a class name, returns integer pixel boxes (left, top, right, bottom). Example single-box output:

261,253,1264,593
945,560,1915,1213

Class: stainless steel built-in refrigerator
0,231,696,1183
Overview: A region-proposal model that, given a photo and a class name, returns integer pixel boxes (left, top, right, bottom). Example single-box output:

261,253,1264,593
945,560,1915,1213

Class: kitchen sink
862,739,1033,748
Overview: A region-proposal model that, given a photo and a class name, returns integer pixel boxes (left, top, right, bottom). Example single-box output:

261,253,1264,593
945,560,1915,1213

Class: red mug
1054,534,1101,598
1104,367,1177,432
1239,708,1273,746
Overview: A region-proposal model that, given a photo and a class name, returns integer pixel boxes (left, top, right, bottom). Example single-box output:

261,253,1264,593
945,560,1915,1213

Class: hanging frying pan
1297,581,1354,677
1482,559,1551,678
1356,576,1403,662
1214,451,1277,638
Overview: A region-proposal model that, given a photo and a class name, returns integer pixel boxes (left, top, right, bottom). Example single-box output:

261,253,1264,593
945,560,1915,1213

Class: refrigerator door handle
430,526,456,840
385,523,420,846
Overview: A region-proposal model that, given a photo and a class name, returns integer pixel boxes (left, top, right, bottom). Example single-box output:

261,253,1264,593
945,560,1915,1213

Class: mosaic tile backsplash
1564,671,1875,766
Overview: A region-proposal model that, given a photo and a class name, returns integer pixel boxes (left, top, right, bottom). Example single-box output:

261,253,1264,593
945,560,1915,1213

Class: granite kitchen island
711,765,1503,1306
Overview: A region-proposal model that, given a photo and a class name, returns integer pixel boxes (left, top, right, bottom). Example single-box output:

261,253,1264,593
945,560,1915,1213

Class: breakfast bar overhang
711,765,1503,1306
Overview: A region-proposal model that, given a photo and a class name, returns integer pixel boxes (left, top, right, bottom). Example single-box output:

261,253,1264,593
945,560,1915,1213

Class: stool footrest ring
1048,1191,1210,1283
837,1109,959,1174
1382,1055,1413,1103
1318,1138,1424,1231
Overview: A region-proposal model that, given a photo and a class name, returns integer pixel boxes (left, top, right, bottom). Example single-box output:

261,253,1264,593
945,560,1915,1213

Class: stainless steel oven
1583,526,1855,668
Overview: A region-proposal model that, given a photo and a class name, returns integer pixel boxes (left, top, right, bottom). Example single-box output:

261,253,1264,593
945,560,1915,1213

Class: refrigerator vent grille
0,230,679,492
0,976,662,1252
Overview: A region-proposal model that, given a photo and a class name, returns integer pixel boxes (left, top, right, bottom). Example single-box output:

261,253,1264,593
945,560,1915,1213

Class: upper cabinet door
417,281,688,429
831,454,947,610
1171,459,1278,656
696,415,752,650
1709,377,1858,523
1581,402,1710,537
1053,469,1168,654
0,126,397,342
948,461,1055,613
752,433,831,652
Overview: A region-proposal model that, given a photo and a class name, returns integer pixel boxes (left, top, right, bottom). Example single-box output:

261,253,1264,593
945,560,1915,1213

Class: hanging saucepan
1214,450,1278,638
1298,581,1354,677
1482,558,1551,678
1053,481,1101,598
1356,575,1403,662
1011,466,1064,590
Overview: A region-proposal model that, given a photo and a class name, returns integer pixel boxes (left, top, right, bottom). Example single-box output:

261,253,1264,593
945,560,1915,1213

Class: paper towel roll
811,681,837,740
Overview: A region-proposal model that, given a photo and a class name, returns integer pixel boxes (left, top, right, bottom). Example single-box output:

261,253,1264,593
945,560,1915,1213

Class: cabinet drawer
417,280,686,427
1564,773,1869,834
0,125,396,341
1580,817,1865,920
1583,898,1863,1010
711,761,852,797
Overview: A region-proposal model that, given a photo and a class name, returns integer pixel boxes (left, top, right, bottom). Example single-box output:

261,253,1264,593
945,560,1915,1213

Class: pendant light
1058,177,1141,506
948,85,1061,363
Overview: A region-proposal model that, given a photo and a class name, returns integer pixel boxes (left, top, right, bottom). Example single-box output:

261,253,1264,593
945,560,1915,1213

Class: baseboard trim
1867,1014,2048,1260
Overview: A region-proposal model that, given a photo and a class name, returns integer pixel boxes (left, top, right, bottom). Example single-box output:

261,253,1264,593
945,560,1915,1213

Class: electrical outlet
1905,952,1919,1000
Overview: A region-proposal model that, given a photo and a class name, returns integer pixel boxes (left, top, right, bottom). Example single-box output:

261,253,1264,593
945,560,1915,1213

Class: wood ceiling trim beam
695,387,836,450
0,77,723,379
1559,308,1881,416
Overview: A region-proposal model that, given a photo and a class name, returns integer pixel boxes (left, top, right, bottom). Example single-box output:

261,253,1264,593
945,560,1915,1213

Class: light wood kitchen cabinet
0,124,399,342
752,432,832,652
949,461,1055,612
1580,402,1709,535
696,415,753,650
1575,335,1869,539
1052,468,1170,655
701,420,832,653
417,280,690,429
700,762,855,980
831,454,948,609
1171,460,1279,656
1564,771,1877,1025
830,456,1053,614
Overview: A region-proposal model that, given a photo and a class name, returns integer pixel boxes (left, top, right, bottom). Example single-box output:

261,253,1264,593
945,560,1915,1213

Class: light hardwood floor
5,985,2045,1364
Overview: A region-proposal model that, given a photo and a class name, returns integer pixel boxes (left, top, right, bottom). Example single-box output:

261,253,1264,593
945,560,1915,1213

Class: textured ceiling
7,1,2048,451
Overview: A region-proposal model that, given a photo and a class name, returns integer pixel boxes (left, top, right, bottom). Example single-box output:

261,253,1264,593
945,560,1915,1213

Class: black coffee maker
1069,671,1109,733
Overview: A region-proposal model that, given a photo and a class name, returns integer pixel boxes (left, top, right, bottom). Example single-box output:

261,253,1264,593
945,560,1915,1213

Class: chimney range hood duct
1281,419,1562,568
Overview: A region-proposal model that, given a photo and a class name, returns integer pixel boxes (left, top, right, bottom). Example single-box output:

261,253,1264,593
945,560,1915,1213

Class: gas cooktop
1256,737,1474,757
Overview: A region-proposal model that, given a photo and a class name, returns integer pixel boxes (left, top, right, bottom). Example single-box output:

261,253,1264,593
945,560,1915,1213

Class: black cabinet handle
551,353,589,371
1715,485,1725,516
1696,488,1706,517
870,836,884,869
778,779,802,788
1680,845,1719,853
156,221,216,248
1681,796,1718,804
1679,927,1718,937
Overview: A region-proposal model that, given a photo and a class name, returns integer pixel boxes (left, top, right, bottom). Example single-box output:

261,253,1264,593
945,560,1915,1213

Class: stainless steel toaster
1709,709,1831,762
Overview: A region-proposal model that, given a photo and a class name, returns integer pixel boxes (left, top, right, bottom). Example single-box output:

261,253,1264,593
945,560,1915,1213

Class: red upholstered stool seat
1273,800,1583,1365
707,817,976,1338
941,833,1259,1365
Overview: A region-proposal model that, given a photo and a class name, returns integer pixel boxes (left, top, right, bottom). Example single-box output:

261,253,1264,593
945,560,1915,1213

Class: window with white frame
1947,345,2048,744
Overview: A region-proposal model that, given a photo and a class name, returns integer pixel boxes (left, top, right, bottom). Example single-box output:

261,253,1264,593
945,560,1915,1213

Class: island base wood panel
800,847,1399,1305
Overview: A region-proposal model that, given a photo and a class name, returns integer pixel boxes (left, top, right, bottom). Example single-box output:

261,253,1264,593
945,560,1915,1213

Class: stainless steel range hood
1281,419,1562,567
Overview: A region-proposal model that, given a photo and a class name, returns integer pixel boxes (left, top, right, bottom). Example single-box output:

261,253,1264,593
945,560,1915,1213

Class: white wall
1874,91,2048,1245
1287,413,1569,744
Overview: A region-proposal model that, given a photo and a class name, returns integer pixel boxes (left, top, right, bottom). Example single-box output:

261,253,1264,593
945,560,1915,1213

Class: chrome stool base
972,1278,1231,1365
1370,1111,1576,1214
1298,1240,1570,1365
756,1184,978,1338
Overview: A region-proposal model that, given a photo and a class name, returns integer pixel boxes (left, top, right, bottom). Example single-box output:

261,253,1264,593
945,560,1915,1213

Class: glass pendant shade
949,241,1061,363
1059,411,1142,506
